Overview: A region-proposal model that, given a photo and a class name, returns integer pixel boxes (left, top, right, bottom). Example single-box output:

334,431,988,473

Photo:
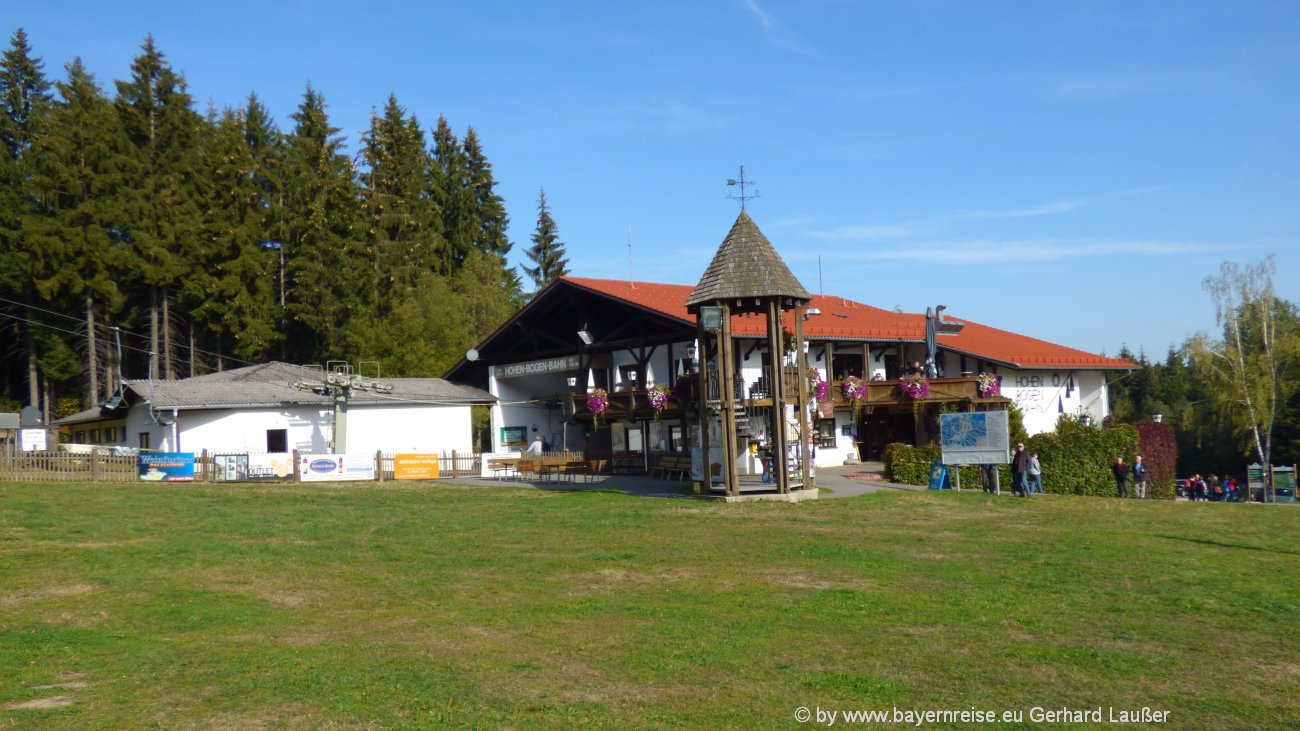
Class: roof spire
726,165,759,211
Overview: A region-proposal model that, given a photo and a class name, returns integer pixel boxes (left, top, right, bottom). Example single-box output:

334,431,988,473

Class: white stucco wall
129,403,473,455
1002,369,1109,436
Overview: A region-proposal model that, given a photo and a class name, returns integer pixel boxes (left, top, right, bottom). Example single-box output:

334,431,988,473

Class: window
75,431,85,443
89,429,100,444
266,429,288,453
106,426,117,442
817,419,837,448
139,432,150,449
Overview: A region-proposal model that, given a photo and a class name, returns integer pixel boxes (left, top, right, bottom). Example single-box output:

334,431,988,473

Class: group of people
1011,443,1041,497
1111,455,1150,498
1183,473,1240,501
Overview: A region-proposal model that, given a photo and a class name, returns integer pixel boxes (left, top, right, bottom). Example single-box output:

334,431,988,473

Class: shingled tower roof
686,210,812,312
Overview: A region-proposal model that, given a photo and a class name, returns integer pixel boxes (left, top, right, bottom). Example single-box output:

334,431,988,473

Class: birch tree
1192,255,1300,498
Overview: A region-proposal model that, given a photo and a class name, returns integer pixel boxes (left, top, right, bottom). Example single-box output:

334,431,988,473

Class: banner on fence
298,454,375,482
139,452,196,482
213,453,293,482
393,453,440,480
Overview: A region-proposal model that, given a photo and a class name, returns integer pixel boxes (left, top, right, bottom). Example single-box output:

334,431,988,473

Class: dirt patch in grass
3,696,75,710
0,583,98,607
0,537,155,554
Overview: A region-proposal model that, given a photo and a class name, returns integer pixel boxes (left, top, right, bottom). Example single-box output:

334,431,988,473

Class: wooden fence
0,451,138,483
0,450,485,484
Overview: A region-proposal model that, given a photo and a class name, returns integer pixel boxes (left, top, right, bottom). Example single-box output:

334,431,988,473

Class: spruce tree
357,95,443,310
523,188,569,290
429,115,470,275
282,84,361,362
0,27,53,408
462,126,511,259
189,106,279,367
114,35,203,380
24,58,130,402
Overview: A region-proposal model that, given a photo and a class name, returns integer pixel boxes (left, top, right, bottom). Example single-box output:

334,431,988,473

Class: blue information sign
928,460,950,490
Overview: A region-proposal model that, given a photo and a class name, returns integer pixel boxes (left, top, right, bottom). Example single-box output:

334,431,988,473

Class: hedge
884,418,1151,498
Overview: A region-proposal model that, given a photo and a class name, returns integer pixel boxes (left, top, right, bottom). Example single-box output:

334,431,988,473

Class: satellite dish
466,348,480,362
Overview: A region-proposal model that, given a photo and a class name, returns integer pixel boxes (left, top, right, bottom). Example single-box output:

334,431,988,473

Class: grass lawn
1,481,1297,730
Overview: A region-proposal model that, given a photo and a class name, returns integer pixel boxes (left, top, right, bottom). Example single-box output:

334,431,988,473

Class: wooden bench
650,455,691,481
514,459,541,480
487,458,517,480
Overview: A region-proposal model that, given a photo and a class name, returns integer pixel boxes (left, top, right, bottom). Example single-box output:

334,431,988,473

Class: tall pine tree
523,187,569,290
24,58,131,403
282,84,361,362
357,95,443,310
114,35,203,380
0,27,52,409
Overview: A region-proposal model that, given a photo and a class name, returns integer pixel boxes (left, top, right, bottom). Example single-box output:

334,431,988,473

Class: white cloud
832,238,1221,264
809,225,913,241
959,199,1086,219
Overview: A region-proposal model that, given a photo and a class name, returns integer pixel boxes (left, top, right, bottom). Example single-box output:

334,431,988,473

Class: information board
939,411,1010,465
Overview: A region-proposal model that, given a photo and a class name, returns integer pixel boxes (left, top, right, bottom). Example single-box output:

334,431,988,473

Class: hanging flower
647,384,671,419
976,372,1002,397
898,373,929,400
842,375,867,418
809,371,829,401
586,388,609,426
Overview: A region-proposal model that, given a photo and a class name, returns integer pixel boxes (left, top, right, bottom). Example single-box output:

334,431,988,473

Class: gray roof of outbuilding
121,362,494,411
685,211,811,309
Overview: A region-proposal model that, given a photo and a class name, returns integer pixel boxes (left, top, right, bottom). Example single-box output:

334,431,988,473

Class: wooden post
452,450,459,479
768,300,788,493
795,303,811,492
376,451,384,482
292,449,301,482
91,449,101,482
719,302,739,496
696,319,711,491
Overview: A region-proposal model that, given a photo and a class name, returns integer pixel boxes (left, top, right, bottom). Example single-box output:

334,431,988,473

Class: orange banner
393,453,440,480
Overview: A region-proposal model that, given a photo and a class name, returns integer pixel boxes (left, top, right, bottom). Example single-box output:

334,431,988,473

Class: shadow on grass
1155,534,1300,556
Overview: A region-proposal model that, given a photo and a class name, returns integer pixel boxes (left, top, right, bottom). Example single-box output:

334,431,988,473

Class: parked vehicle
1176,478,1191,499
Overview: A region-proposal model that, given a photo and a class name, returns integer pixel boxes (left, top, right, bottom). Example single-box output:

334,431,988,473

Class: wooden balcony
567,376,1004,422
567,388,686,422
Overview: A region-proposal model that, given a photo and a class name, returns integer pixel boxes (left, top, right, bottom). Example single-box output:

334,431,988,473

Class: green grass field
1,481,1297,729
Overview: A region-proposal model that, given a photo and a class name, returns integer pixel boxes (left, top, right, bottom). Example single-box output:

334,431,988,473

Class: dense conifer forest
0,30,535,420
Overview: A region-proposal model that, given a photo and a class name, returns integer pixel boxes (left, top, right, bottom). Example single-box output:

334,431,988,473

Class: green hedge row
884,418,1156,498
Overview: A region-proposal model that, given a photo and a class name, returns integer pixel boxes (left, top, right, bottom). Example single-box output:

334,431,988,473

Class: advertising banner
298,454,375,482
212,453,293,482
139,452,196,482
393,453,440,480
939,411,1010,465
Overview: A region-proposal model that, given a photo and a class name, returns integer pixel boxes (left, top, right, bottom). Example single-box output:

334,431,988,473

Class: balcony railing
567,375,1000,421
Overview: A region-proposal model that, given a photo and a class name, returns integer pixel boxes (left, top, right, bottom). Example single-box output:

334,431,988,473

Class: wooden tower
685,211,813,496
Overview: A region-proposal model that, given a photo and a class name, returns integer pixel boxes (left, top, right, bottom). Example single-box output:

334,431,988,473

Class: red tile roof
564,276,1134,370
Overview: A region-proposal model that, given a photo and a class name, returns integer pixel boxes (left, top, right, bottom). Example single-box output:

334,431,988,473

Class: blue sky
8,0,1298,357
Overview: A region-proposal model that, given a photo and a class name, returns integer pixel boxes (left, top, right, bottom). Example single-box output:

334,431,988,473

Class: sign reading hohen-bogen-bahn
496,356,580,379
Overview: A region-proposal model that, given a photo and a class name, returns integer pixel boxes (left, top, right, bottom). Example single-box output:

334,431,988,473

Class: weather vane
726,165,759,211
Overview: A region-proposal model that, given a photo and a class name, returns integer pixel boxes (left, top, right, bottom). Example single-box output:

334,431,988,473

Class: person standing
1028,452,1043,494
1132,455,1148,499
1012,443,1031,497
1112,457,1130,498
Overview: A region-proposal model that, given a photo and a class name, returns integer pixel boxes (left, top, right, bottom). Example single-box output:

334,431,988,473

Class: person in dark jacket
1112,457,1130,498
1012,443,1031,497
